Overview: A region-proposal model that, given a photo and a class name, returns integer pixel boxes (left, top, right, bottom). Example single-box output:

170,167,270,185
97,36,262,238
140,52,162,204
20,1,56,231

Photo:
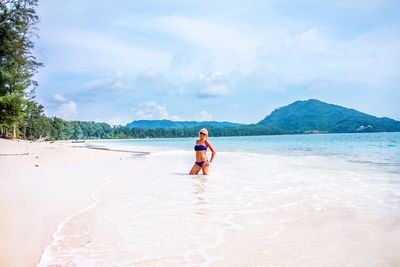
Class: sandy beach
0,139,133,267
1,136,400,267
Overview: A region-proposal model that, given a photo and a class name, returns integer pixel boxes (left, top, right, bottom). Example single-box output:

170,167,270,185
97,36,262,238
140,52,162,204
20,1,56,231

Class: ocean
38,132,400,266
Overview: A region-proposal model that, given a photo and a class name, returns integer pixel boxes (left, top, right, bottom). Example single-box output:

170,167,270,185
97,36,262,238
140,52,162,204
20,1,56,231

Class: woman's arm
205,140,216,162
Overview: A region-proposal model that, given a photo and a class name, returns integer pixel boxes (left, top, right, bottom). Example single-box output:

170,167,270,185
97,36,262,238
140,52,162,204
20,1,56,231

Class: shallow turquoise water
90,132,400,173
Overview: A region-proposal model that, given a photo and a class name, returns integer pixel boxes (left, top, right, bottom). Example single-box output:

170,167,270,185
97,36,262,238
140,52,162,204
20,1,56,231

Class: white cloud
56,100,78,120
131,101,180,120
85,70,127,90
52,94,67,103
152,16,257,53
51,94,79,119
115,15,261,81
196,110,213,121
250,25,400,91
95,116,131,126
200,84,231,97
41,28,172,74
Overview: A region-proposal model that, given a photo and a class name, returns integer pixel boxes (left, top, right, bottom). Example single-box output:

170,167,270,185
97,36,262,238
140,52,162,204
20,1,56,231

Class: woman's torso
194,141,207,162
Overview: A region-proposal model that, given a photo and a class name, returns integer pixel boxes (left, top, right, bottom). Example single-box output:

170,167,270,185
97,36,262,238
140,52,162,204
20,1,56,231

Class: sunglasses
199,132,206,135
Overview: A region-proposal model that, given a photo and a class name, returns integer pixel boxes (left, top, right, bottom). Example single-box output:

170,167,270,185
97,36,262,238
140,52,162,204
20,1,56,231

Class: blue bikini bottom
196,161,206,167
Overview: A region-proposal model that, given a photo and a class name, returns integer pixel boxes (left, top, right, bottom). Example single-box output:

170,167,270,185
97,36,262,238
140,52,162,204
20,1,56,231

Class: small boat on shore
71,140,86,143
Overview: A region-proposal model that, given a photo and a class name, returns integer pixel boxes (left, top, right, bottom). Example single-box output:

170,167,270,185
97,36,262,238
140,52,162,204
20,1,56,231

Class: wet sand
38,149,400,267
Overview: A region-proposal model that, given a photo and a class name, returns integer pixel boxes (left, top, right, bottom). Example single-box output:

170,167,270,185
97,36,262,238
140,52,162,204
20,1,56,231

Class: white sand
0,139,132,267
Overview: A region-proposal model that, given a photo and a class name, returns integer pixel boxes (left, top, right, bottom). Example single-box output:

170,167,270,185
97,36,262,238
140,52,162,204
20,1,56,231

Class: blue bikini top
194,144,207,151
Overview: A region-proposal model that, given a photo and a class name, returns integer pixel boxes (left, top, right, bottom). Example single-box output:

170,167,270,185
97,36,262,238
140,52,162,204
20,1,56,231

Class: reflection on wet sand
192,176,209,216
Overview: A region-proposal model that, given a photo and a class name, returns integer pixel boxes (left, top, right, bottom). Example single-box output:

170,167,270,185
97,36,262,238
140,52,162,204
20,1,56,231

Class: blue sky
34,0,400,125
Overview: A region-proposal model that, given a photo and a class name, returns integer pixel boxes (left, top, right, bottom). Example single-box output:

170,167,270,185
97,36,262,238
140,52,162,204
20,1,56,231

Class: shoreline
84,143,150,156
38,171,115,266
0,139,142,267
44,131,400,142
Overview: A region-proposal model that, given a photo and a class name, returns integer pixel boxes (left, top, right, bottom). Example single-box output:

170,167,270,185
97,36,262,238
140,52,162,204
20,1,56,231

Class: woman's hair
199,128,208,139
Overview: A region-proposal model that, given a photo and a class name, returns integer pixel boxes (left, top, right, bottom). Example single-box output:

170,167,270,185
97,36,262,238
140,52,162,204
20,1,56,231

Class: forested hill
126,120,243,129
127,99,400,134
257,99,400,133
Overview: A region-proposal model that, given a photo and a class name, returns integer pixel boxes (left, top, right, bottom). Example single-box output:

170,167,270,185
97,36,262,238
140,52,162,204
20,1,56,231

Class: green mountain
257,99,400,133
126,119,244,129
125,100,400,134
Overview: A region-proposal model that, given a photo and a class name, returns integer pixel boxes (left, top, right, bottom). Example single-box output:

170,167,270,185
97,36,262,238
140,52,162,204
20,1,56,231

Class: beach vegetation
20,101,51,140
0,0,42,138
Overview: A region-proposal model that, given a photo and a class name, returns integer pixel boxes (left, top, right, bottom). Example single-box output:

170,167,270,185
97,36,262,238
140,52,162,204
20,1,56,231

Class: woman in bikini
189,128,216,175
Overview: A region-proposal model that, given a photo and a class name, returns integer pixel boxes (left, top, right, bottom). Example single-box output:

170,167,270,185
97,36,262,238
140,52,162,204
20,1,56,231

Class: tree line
17,115,282,140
